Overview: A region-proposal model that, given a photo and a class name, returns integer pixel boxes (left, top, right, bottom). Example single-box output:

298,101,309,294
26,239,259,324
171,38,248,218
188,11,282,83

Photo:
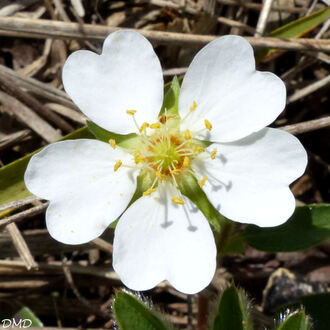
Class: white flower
24,31,307,294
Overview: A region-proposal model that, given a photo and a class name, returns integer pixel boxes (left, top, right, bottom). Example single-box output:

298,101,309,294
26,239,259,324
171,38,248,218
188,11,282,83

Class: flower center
111,105,217,204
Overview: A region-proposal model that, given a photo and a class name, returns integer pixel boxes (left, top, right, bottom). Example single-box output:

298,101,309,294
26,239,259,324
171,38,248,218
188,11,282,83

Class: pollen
199,176,208,187
210,148,217,160
150,122,161,129
114,160,122,172
108,139,116,149
183,156,190,168
171,196,185,205
190,101,197,112
184,129,192,140
139,122,149,133
204,119,212,131
143,188,157,196
126,109,137,116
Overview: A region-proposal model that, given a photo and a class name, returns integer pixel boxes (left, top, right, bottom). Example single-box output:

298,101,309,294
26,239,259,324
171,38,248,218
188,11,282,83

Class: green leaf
258,7,330,60
270,7,330,39
0,126,94,205
278,311,309,330
87,121,142,150
177,172,224,231
212,285,252,330
289,293,330,330
242,204,330,252
113,291,171,330
15,307,43,327
159,76,180,117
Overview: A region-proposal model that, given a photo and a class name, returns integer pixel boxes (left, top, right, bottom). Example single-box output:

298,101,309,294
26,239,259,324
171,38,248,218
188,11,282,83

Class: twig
217,0,309,13
0,203,49,228
62,261,111,319
46,103,87,124
0,196,40,212
218,16,255,34
287,75,330,103
255,0,274,37
6,222,38,270
280,116,330,135
0,17,329,52
0,91,61,142
91,237,113,254
0,73,74,133
0,129,31,151
0,64,76,110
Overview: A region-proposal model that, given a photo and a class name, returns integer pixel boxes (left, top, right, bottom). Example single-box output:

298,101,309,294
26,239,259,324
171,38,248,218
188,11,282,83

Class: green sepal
159,76,180,117
113,291,171,330
212,284,253,330
177,172,224,232
278,311,309,330
87,121,142,150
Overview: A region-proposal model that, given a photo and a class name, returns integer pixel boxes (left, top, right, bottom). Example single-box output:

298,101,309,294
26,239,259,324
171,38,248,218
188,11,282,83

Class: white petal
63,30,163,134
193,128,307,227
179,35,286,142
113,183,216,294
24,139,137,244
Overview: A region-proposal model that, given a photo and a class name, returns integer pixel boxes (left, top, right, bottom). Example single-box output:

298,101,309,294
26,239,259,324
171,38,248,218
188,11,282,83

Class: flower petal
179,35,286,142
192,128,307,227
63,30,163,134
24,139,137,244
113,183,216,294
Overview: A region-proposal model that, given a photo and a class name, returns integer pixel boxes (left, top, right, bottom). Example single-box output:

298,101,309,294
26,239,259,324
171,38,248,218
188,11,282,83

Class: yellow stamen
210,148,217,160
193,145,205,153
108,139,116,149
184,129,192,140
150,122,161,129
183,156,190,168
139,122,149,133
204,119,212,131
170,168,181,176
199,176,208,187
134,150,145,164
143,188,157,196
171,196,185,205
114,160,122,172
156,171,163,179
190,101,197,112
126,109,137,116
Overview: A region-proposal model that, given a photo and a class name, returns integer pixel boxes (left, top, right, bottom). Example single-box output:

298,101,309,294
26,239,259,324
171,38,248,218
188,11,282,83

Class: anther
114,160,122,172
190,101,197,112
170,169,181,176
193,145,205,153
199,176,208,187
108,139,116,149
184,129,192,140
210,148,217,160
156,171,163,179
143,188,157,196
139,122,149,133
126,110,137,116
150,122,161,129
183,156,190,168
171,196,185,205
204,119,212,131
134,150,145,164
